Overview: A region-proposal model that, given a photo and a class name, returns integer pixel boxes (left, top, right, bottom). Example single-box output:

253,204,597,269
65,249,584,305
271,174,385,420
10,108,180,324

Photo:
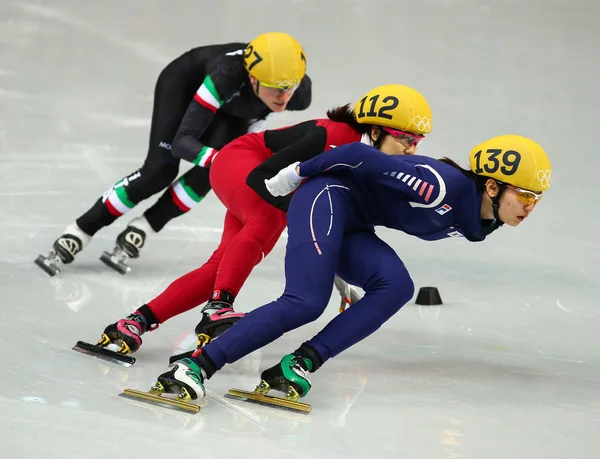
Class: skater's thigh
147,75,196,165
210,144,268,215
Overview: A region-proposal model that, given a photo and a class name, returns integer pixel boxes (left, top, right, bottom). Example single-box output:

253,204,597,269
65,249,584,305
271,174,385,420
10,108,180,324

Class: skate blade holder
72,341,136,367
119,388,200,414
225,388,311,414
99,250,131,275
34,254,60,277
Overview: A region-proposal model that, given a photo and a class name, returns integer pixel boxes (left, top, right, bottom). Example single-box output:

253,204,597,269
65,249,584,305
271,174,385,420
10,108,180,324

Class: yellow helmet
468,135,552,192
244,32,306,89
353,84,432,135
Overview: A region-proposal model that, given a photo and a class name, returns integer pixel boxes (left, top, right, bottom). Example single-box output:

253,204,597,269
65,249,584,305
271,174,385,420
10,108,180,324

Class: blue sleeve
298,143,449,208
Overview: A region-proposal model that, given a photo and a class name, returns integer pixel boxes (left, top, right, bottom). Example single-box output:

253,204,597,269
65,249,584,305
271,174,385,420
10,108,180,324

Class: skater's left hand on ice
265,161,303,196
334,275,363,313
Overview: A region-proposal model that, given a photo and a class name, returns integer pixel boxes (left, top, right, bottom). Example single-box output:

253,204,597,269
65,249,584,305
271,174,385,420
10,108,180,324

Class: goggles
381,127,426,147
258,80,299,95
505,184,544,206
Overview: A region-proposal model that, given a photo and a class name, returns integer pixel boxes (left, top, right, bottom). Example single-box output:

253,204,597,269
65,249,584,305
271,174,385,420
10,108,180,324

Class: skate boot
119,350,217,414
35,224,92,276
226,343,322,413
225,354,314,413
100,216,154,275
168,290,245,364
99,312,149,354
73,307,158,366
257,354,313,401
153,357,208,401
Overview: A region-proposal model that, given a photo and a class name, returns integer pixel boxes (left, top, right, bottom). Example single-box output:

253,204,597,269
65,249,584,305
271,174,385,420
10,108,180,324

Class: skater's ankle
190,348,219,379
210,289,235,306
202,290,235,312
129,305,160,332
127,216,155,235
293,342,324,373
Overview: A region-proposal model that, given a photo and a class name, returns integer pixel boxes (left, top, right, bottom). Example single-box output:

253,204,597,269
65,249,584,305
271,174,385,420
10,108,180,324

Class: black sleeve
246,120,327,211
286,74,312,111
172,53,246,165
172,102,216,164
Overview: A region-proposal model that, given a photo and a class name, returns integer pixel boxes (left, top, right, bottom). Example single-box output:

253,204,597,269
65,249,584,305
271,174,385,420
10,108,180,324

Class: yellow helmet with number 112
353,84,432,136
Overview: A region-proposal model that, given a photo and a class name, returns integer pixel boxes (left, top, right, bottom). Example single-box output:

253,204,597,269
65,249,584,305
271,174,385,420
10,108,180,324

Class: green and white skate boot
226,354,314,413
257,354,313,400
154,358,207,401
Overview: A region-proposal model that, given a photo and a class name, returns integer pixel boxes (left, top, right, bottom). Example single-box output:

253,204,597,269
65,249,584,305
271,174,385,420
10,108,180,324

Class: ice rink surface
1,0,599,458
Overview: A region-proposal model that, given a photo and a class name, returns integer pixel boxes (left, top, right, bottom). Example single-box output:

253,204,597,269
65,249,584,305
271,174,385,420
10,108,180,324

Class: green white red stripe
194,75,222,113
170,177,203,212
193,146,219,167
105,186,134,216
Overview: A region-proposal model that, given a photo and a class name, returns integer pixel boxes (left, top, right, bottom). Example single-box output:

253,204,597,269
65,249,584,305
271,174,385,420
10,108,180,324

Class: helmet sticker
356,95,399,120
413,116,431,132
537,169,551,188
472,149,522,176
244,45,263,71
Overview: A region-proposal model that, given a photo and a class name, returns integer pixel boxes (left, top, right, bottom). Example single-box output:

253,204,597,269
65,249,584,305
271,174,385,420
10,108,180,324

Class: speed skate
72,339,136,367
119,385,201,414
225,380,312,414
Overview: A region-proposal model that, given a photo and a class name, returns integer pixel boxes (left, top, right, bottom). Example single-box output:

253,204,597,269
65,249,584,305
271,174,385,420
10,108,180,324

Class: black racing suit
75,43,311,235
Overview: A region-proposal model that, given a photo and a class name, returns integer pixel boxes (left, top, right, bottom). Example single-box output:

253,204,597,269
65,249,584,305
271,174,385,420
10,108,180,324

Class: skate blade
99,251,131,275
34,255,60,277
168,350,194,365
72,341,136,367
225,388,311,414
119,389,200,414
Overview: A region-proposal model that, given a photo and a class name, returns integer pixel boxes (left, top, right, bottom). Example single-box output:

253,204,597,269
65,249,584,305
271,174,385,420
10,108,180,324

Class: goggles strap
479,182,506,237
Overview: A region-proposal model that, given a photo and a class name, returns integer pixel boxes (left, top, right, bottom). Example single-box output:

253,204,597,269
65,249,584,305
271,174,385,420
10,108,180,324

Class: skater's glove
334,275,363,313
265,161,303,196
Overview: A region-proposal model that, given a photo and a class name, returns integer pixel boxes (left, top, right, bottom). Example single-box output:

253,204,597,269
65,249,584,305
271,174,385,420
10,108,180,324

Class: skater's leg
157,177,363,399
234,231,413,401
208,141,287,297
143,166,211,233
97,210,243,353
143,112,249,232
38,65,194,273
201,177,356,370
77,66,196,236
212,211,287,296
260,220,286,258
146,210,243,323
301,231,414,363
155,177,358,400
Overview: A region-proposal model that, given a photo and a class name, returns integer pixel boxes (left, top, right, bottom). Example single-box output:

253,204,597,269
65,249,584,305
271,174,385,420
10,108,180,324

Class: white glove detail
265,161,303,196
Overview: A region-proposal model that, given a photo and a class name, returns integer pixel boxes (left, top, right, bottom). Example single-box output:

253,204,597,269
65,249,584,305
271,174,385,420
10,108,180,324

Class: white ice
1,1,599,458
